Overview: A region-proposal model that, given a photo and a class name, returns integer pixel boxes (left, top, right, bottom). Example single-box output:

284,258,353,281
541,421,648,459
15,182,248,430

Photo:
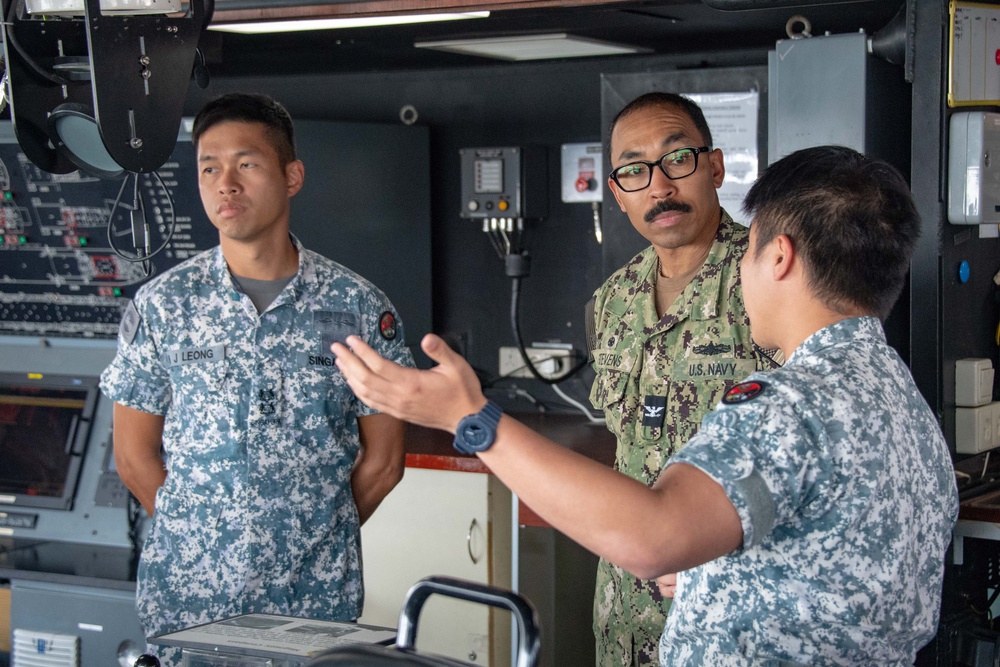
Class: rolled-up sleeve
99,299,172,415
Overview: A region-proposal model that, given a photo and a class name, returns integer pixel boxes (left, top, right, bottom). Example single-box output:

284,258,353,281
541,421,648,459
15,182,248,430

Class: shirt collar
786,315,885,365
212,234,310,301
614,208,741,332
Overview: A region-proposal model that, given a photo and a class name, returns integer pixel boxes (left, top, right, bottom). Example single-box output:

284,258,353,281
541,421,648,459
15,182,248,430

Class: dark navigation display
0,373,99,511
0,123,216,338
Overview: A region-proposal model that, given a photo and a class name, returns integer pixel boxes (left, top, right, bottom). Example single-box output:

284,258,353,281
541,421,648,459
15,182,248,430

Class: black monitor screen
0,374,97,510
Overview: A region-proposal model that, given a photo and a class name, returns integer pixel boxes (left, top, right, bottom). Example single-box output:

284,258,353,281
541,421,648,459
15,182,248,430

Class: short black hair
743,145,920,320
608,92,714,161
192,92,297,165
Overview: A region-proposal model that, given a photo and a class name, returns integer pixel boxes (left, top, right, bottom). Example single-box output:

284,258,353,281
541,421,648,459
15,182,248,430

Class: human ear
772,234,796,281
609,176,628,213
286,160,305,197
709,148,725,189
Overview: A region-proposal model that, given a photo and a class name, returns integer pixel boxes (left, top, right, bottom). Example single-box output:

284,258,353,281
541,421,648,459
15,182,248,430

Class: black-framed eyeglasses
609,146,712,192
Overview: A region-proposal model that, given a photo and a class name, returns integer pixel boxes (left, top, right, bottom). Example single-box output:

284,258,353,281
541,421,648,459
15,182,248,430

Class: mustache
644,199,692,223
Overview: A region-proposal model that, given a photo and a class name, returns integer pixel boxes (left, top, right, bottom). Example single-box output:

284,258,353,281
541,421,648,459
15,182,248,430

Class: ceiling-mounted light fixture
2,0,205,274
415,33,648,61
47,103,125,179
25,0,180,16
210,11,489,35
2,0,211,176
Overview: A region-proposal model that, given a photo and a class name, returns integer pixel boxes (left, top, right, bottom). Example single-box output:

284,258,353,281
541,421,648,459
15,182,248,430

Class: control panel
459,146,547,220
0,337,132,546
0,122,216,338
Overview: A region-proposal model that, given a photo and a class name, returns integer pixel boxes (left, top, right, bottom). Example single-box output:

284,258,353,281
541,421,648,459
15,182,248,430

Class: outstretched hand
332,333,487,434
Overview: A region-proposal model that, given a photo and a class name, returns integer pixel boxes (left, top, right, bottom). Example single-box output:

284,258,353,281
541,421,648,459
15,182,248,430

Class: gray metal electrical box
948,111,1000,225
459,146,547,220
768,31,909,167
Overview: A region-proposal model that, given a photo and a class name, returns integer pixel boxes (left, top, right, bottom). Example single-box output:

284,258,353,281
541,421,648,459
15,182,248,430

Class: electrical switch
957,358,994,407
957,401,1000,454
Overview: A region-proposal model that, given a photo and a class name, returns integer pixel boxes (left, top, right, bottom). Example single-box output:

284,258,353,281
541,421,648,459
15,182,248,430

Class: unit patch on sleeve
119,301,140,345
642,395,667,428
379,311,397,340
722,380,767,405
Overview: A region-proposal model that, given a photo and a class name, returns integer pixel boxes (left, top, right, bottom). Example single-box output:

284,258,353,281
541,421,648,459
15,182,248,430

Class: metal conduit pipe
701,0,913,78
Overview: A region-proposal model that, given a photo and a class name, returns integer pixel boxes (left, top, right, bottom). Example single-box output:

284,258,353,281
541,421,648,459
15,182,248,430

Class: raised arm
332,334,742,578
112,402,167,515
352,412,406,525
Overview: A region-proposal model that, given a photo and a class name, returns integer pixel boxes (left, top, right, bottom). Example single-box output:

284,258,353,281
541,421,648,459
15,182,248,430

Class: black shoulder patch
722,380,767,405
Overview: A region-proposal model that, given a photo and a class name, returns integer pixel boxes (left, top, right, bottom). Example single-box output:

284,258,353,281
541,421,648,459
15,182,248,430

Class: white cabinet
360,466,512,666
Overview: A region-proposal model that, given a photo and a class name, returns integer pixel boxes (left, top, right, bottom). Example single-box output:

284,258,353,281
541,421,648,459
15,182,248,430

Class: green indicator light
113,288,122,297
3,192,12,201
78,237,88,246
18,235,26,244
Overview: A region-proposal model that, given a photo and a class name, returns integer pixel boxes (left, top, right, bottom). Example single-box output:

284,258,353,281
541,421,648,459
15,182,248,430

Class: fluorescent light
415,33,647,61
26,0,180,15
210,11,489,34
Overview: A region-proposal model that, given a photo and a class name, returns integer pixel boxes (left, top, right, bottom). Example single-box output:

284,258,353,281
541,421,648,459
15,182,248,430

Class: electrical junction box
956,401,1000,454
459,146,547,220
957,358,995,407
560,142,603,203
948,111,1000,225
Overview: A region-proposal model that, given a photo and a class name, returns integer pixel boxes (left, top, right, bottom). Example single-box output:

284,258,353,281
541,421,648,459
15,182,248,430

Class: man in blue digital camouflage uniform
331,145,958,666
100,93,413,666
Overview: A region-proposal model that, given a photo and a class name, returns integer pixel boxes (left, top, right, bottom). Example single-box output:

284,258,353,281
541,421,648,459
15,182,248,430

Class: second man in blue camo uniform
100,93,413,666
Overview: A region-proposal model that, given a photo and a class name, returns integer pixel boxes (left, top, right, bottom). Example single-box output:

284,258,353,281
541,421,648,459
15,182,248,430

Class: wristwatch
453,400,503,454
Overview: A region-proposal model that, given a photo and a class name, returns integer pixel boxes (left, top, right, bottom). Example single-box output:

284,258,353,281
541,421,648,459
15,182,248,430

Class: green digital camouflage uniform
588,211,773,667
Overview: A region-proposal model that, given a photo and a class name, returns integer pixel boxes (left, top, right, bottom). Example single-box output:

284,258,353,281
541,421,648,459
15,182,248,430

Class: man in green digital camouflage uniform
588,92,777,666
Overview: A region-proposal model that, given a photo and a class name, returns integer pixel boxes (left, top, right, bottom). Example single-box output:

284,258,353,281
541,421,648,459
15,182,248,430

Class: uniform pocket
164,352,231,449
164,345,228,399
281,362,358,468
590,355,637,442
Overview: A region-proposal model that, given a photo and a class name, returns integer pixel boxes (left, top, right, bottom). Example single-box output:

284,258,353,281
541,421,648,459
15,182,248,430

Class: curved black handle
397,576,540,667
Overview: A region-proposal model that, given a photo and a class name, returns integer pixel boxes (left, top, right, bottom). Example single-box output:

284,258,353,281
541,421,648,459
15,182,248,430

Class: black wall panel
183,49,767,404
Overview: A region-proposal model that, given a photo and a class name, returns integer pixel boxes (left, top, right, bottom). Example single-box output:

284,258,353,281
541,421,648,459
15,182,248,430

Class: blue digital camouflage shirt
662,316,958,666
100,237,414,654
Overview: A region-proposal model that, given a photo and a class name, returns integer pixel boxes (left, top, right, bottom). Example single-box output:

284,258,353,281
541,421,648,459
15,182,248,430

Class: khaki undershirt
654,244,713,318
